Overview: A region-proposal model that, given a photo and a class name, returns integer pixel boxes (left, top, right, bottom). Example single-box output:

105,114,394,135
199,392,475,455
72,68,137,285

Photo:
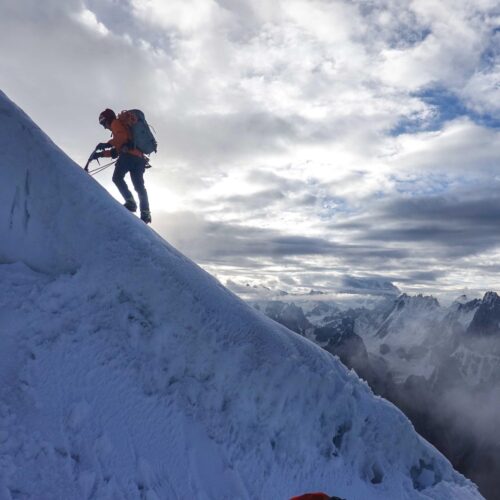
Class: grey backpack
118,109,157,155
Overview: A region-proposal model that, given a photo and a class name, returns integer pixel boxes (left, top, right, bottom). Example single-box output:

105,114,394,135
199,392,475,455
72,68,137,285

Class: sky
1,0,499,300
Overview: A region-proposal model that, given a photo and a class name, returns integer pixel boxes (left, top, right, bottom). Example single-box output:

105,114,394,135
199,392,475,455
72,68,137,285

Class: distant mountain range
250,291,500,499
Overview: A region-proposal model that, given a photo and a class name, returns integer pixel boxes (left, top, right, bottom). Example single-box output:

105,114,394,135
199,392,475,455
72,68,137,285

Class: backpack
118,109,157,155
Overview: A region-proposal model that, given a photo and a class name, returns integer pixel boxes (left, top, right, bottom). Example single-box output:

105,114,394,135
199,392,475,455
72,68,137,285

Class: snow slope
0,90,482,500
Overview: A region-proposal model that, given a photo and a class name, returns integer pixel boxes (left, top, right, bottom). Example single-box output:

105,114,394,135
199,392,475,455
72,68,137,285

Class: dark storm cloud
345,247,410,261
154,209,417,293
331,191,500,258
385,196,500,224
155,211,413,273
399,270,447,283
365,225,473,247
157,211,340,263
159,212,320,261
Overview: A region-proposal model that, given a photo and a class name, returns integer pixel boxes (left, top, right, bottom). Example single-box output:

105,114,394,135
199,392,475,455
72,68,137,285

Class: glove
90,151,104,161
95,142,110,151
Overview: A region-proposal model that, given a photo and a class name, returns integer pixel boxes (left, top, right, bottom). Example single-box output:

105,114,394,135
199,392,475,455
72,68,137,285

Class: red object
290,494,331,500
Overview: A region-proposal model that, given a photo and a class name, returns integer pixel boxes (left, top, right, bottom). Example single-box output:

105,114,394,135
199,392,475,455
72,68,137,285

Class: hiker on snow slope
91,108,152,224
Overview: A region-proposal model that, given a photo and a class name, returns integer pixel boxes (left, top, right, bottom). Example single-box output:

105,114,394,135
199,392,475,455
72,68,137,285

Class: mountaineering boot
124,198,137,212
141,210,152,224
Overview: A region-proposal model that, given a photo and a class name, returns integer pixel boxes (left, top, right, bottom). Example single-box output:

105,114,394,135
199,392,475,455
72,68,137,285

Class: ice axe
84,148,100,172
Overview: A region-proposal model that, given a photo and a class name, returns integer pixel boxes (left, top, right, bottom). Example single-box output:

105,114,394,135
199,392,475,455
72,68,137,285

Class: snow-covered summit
374,294,441,341
0,90,482,499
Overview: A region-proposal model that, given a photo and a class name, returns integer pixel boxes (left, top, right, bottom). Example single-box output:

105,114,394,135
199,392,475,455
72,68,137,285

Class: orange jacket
103,118,143,158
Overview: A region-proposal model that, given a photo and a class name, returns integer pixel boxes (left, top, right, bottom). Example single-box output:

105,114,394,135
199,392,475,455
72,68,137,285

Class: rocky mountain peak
395,293,440,311
466,291,500,337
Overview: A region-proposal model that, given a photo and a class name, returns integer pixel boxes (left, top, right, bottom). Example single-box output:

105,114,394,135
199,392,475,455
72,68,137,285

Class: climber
91,108,152,224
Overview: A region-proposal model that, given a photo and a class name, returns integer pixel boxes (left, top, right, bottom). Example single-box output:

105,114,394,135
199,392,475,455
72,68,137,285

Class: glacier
0,90,483,499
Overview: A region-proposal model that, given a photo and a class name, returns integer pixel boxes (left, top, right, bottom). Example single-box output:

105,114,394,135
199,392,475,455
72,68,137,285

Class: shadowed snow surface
0,90,483,499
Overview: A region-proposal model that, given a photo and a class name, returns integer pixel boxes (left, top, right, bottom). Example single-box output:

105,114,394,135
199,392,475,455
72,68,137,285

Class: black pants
112,153,150,212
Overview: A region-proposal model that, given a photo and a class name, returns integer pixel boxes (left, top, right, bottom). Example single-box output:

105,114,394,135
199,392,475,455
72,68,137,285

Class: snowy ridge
0,90,482,499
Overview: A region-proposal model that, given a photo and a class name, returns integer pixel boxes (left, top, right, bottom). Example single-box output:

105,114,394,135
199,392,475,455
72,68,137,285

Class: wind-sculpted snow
0,90,483,499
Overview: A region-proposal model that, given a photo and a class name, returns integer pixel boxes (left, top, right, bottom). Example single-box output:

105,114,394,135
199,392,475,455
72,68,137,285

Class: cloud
0,0,171,161
462,66,500,118
220,189,286,211
72,8,110,36
1,0,500,297
155,211,342,262
131,0,224,33
340,275,401,295
403,270,447,283
330,184,500,262
387,119,500,174
378,0,494,88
